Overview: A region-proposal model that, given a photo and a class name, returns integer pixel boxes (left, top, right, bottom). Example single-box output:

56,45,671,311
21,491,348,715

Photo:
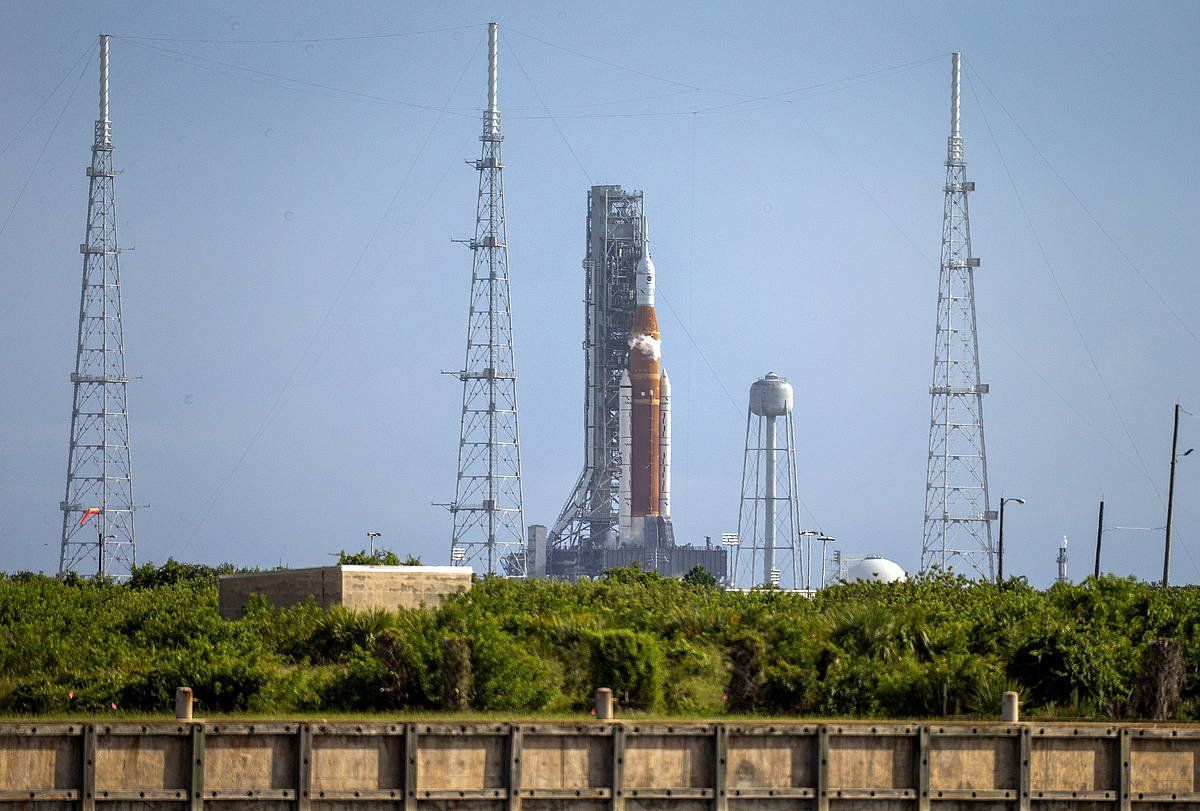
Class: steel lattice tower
59,35,138,578
921,53,995,579
448,22,526,577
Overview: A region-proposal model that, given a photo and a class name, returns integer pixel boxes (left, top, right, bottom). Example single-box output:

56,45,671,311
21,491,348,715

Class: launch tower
58,35,138,578
447,22,526,577
921,53,996,579
543,189,724,580
549,187,645,562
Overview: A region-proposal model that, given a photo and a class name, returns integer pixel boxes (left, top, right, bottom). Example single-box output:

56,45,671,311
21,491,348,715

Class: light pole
366,531,382,559
817,536,836,588
997,497,1025,581
1163,403,1193,587
799,530,819,590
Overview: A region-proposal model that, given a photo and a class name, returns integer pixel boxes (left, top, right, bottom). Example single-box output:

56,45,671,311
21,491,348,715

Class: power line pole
1094,500,1104,579
1163,404,1181,587
447,23,526,577
921,52,996,580
59,35,138,578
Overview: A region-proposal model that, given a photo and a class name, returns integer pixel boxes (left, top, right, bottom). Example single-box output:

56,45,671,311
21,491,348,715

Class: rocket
618,222,672,545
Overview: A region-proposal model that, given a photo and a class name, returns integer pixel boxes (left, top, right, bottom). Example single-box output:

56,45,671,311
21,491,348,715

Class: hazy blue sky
2,1,1198,585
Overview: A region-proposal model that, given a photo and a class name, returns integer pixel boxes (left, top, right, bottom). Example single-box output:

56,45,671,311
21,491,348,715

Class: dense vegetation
2,561,1199,720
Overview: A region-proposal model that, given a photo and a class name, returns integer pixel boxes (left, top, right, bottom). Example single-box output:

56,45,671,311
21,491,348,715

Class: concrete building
217,565,472,618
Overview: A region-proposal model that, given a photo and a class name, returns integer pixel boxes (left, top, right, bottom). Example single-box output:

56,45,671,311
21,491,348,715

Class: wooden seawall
1,721,1198,810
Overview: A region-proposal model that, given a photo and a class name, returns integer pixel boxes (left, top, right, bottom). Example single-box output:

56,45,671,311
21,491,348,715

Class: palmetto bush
4,565,1200,719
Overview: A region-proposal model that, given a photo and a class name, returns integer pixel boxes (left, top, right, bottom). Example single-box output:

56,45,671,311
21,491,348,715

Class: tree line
0,561,1196,719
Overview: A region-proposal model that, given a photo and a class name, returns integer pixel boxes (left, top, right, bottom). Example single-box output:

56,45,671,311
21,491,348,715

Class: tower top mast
485,22,500,140
488,22,498,114
948,52,962,165
98,34,112,146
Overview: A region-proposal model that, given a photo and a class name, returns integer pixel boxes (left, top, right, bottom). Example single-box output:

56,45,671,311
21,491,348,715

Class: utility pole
1094,500,1104,579
1164,404,1183,587
997,496,1024,581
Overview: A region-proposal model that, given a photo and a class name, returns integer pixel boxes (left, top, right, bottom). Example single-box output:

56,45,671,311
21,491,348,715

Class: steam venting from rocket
629,333,661,360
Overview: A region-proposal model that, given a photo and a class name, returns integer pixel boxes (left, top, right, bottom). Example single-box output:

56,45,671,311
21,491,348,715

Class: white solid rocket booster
618,369,633,542
659,370,671,518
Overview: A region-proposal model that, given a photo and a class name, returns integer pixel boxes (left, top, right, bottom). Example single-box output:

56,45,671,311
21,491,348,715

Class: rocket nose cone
659,370,670,392
637,241,655,275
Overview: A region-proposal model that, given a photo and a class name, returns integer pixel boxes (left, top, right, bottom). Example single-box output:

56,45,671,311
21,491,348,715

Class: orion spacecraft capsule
618,224,672,546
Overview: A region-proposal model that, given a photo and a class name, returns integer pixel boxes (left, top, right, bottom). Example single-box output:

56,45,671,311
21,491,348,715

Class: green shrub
4,566,1200,719
588,629,664,712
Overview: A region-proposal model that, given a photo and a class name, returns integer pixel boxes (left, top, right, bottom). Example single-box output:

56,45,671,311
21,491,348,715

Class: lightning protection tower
921,52,995,579
448,22,526,577
735,373,805,589
59,35,138,578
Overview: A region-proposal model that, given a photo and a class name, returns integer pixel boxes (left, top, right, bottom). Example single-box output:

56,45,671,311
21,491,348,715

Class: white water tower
735,373,806,589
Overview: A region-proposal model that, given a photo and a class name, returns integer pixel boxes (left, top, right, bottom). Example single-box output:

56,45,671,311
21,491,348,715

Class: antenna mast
447,22,526,576
921,52,996,579
59,35,138,578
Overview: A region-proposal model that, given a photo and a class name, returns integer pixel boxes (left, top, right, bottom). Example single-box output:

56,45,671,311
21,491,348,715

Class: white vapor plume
629,333,661,361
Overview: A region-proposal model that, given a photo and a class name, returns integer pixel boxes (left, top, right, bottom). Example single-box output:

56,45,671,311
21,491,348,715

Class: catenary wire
122,39,479,117
965,62,1200,349
179,40,484,552
503,38,592,185
794,95,1174,525
113,24,487,45
0,41,97,159
0,41,97,242
966,71,1166,509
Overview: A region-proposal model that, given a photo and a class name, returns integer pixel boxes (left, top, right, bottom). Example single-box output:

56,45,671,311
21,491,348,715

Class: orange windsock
80,508,101,526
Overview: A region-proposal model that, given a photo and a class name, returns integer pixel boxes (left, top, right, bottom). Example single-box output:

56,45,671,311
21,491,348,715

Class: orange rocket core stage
629,304,661,518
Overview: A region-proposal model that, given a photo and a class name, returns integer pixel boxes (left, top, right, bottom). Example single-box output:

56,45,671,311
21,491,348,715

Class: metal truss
59,36,137,578
921,53,995,579
448,23,526,577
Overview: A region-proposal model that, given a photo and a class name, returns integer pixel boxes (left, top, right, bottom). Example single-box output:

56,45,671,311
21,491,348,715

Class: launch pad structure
543,186,725,581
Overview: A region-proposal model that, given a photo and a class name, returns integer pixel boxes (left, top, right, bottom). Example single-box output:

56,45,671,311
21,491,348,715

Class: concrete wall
217,566,472,618
2,720,1200,810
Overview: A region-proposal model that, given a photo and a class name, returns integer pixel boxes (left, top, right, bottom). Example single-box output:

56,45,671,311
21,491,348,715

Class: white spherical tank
846,555,907,584
749,372,793,417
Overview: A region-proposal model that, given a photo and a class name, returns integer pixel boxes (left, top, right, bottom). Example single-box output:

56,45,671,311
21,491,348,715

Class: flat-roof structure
217,565,472,618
